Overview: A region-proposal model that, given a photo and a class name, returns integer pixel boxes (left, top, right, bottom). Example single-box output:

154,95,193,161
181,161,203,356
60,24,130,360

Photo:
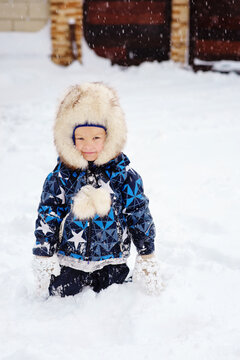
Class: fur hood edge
54,82,127,170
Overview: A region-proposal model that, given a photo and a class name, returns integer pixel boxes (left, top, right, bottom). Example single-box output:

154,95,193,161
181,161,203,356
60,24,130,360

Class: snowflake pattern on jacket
33,153,155,265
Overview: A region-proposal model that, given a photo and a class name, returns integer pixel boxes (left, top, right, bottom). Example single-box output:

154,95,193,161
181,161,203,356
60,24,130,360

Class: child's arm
32,163,70,297
122,168,155,256
122,168,162,294
33,164,70,257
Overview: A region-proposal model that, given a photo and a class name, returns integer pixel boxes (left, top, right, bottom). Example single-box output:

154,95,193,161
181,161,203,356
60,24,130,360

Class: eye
76,137,84,141
93,136,100,140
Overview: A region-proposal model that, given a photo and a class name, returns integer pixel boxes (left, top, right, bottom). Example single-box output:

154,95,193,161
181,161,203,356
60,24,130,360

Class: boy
33,82,161,297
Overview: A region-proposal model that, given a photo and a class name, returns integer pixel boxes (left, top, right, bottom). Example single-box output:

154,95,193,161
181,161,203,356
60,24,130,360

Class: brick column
50,0,83,66
170,0,189,63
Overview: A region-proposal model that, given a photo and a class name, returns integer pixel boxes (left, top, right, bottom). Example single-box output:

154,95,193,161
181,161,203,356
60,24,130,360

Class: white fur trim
57,253,127,272
72,185,111,220
54,83,127,169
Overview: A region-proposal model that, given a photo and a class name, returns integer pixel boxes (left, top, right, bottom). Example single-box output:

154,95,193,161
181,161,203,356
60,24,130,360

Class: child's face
74,126,106,161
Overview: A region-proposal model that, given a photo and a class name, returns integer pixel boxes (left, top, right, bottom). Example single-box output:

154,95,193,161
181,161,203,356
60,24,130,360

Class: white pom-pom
72,185,96,220
72,185,112,220
93,187,111,217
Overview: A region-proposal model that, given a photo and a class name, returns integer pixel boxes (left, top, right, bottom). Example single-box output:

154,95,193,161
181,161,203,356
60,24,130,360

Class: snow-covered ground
1,24,240,360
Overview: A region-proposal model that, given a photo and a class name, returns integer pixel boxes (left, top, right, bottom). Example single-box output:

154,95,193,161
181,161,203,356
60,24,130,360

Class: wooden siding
189,0,240,68
83,0,172,66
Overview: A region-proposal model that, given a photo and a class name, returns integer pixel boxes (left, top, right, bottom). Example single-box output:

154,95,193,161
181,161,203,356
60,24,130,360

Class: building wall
0,0,189,65
0,0,49,31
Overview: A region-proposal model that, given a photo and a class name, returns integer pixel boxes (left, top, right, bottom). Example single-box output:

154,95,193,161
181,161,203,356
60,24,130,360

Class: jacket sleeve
33,164,70,257
122,167,155,255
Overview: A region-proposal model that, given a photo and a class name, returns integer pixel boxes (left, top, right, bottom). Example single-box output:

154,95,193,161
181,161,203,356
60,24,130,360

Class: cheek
75,142,83,152
97,140,106,152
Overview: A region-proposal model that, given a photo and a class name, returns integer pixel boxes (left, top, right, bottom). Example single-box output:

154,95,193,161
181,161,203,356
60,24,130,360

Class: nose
82,140,93,151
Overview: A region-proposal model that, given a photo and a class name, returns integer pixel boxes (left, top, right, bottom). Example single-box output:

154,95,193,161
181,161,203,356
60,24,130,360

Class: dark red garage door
83,0,172,66
189,0,240,69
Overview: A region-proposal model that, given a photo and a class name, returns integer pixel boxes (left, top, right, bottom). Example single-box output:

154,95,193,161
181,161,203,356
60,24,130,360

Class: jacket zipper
85,167,92,262
85,218,92,261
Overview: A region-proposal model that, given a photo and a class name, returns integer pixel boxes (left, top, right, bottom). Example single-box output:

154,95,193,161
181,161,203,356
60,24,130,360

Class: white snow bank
194,58,240,72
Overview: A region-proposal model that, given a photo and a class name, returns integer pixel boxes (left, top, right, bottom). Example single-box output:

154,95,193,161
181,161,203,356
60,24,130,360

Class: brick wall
0,0,49,31
171,0,189,63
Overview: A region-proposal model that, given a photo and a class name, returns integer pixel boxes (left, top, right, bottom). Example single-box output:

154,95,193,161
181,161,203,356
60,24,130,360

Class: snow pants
49,263,130,297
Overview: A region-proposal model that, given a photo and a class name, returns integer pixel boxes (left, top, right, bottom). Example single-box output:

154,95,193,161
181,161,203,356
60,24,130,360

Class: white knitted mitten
132,255,163,295
32,255,61,298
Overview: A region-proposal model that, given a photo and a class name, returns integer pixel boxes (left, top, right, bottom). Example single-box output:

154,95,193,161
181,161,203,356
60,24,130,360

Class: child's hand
32,255,61,299
132,254,164,295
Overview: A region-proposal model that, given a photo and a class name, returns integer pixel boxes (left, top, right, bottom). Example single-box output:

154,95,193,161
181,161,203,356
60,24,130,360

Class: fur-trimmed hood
54,82,127,170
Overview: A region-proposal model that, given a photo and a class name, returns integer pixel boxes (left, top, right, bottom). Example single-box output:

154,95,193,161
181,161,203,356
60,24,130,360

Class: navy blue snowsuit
33,153,155,295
